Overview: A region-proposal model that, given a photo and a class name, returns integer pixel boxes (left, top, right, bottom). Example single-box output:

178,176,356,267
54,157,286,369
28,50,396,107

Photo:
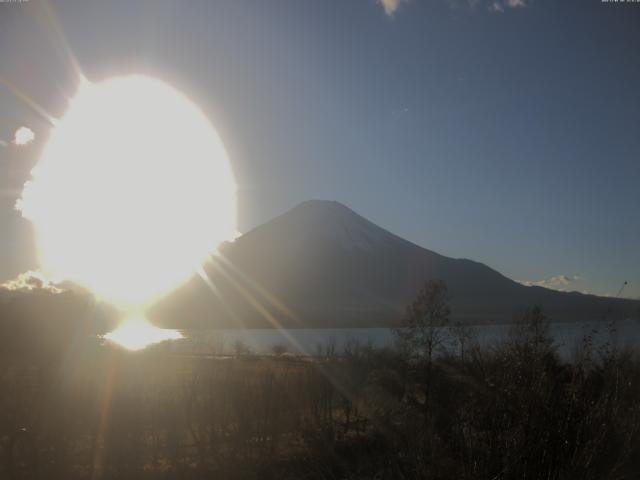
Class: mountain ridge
150,200,639,328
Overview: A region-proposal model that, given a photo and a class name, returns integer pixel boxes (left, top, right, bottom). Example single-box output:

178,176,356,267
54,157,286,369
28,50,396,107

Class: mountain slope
150,201,639,328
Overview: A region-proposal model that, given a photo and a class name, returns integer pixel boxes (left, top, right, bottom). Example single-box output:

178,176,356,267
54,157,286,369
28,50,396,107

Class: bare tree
395,279,451,365
449,321,474,362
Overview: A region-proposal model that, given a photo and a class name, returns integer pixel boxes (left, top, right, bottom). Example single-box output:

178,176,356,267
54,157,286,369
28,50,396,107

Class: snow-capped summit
268,200,401,252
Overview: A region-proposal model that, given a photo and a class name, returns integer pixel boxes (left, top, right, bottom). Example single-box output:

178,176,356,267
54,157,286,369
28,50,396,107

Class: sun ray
206,255,359,408
92,352,116,479
209,256,311,356
196,264,243,326
216,254,302,326
38,0,85,82
0,76,58,127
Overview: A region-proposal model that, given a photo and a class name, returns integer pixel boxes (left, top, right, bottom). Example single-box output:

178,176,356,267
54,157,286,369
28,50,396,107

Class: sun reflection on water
103,317,182,351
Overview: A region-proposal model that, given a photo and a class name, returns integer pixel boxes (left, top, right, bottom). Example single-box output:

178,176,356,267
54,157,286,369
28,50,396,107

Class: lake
169,318,640,359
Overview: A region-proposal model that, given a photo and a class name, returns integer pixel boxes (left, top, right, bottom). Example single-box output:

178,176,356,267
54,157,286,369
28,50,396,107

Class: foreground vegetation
1,285,639,479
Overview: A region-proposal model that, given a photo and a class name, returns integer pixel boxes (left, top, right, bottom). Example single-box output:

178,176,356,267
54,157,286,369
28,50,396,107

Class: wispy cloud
488,0,527,12
391,107,410,119
378,0,409,16
13,126,35,146
519,274,582,292
0,270,63,294
378,0,528,16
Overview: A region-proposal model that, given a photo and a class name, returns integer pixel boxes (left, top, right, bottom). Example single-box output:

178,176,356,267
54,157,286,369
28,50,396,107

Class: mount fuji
150,201,639,328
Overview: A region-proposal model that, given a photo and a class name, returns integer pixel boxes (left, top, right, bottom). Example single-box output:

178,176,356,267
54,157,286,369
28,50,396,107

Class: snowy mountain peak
286,200,400,252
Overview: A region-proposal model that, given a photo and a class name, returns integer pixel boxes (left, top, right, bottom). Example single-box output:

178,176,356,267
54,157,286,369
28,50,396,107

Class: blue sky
0,0,638,299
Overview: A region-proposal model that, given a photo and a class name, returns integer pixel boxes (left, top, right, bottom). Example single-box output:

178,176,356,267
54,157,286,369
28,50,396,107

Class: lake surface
169,318,640,358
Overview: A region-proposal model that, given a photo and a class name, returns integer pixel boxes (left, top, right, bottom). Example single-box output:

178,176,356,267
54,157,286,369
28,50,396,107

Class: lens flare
18,75,236,348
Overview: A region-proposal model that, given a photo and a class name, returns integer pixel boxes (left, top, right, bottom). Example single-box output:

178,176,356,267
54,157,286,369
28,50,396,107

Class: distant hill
150,200,640,328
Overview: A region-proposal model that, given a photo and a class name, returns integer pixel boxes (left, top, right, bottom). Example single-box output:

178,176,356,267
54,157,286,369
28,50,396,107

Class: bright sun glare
103,317,183,351
18,75,236,349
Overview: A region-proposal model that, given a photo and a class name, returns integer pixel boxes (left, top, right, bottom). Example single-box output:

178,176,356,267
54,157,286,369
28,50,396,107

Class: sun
18,75,236,348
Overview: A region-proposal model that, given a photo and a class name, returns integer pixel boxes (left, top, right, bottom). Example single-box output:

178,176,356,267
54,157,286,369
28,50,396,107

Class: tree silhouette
395,279,451,365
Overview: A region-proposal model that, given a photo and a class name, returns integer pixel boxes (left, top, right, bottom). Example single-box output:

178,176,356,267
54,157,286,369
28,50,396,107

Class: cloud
378,0,527,16
391,107,410,119
379,0,409,16
519,274,582,291
0,270,63,294
488,0,527,12
13,126,35,146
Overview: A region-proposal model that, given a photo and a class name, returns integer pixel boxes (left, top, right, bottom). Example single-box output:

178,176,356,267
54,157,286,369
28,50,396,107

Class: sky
0,0,638,299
